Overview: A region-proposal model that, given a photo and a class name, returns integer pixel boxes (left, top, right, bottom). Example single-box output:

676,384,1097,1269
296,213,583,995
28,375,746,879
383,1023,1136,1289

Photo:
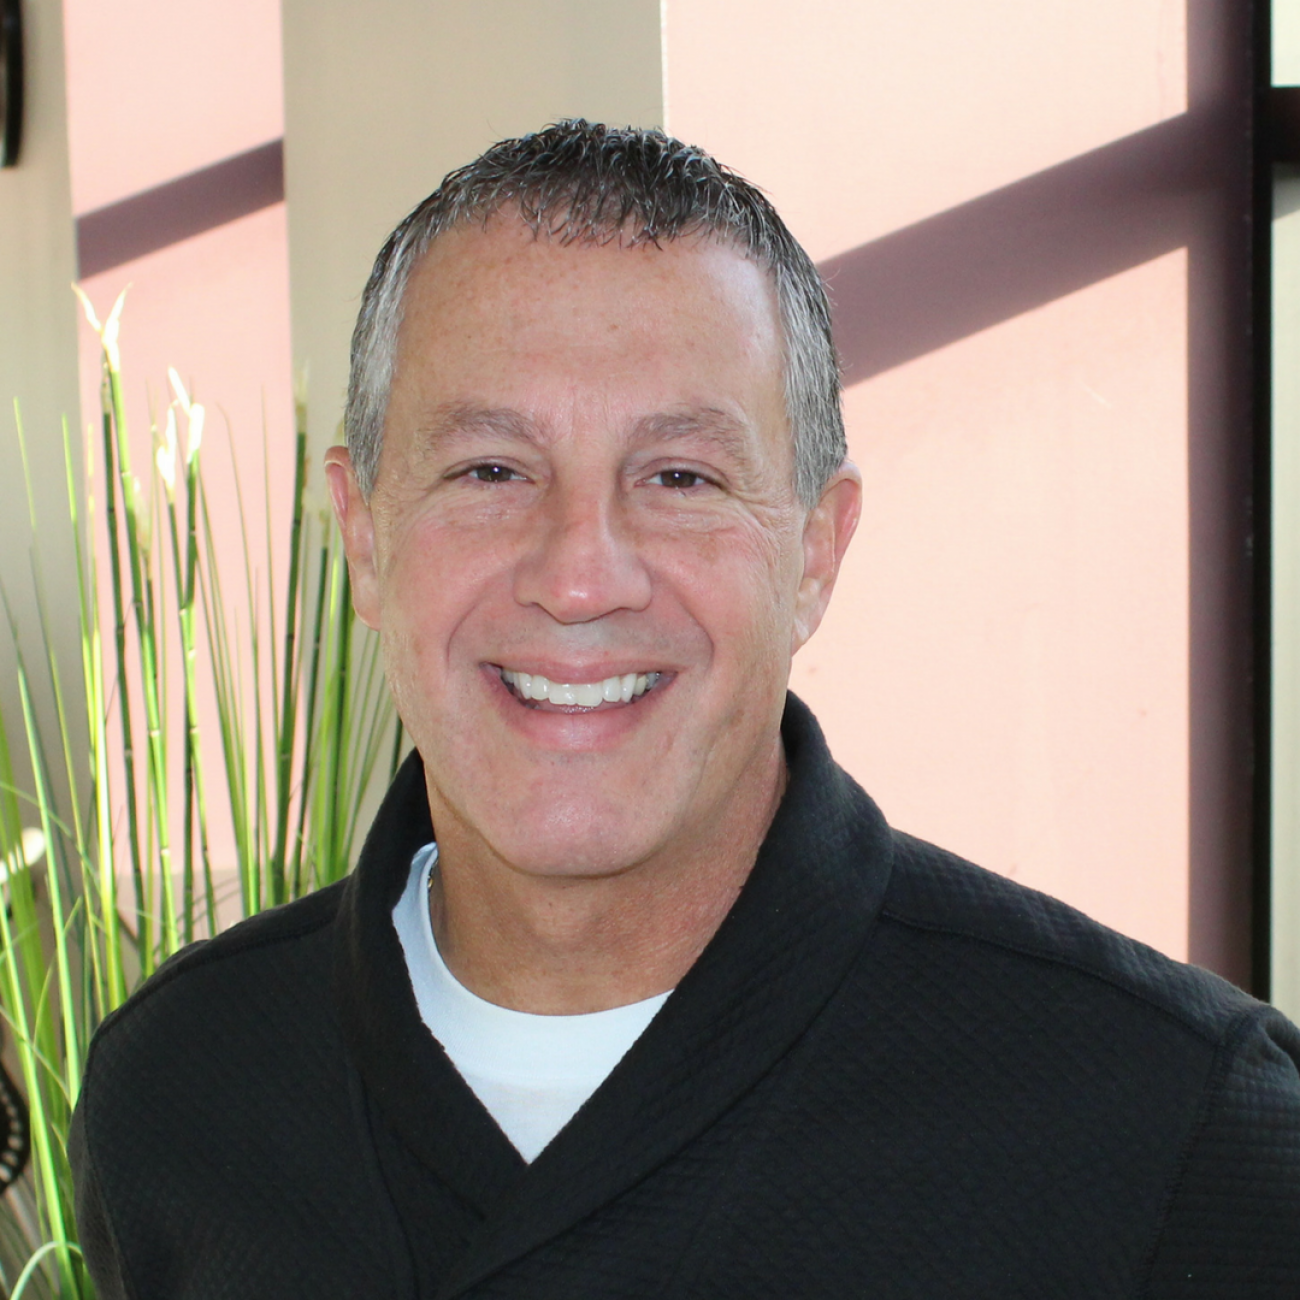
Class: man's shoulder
879,828,1269,1044
84,880,350,1080
862,829,1300,1283
69,878,408,1296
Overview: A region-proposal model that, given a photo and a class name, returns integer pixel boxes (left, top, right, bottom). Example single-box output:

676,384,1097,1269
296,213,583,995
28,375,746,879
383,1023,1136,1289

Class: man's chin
481,808,671,882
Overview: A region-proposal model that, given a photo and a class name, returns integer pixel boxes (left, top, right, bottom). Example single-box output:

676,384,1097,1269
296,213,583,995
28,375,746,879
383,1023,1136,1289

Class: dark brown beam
1268,86,1300,164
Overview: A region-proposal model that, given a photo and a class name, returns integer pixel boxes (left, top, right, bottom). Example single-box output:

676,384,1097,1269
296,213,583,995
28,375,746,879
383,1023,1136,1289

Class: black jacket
71,696,1300,1298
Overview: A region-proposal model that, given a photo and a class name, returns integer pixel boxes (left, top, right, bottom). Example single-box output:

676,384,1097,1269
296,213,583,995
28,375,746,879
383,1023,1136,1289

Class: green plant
0,293,398,1298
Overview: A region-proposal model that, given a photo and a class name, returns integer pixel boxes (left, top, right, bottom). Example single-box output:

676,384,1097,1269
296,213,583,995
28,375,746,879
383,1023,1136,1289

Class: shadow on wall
821,108,1219,387
816,0,1253,988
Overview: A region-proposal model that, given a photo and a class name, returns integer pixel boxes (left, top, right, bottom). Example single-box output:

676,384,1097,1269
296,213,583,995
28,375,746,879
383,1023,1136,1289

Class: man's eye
652,469,708,490
467,463,519,483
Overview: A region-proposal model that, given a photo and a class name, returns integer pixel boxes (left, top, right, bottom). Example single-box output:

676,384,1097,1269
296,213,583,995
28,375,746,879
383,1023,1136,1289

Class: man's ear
324,445,382,630
792,462,862,653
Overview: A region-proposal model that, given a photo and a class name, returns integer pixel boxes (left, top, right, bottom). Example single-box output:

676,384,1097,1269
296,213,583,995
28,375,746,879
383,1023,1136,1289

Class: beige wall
1279,0,1300,84
0,0,82,808
278,0,663,854
280,0,663,459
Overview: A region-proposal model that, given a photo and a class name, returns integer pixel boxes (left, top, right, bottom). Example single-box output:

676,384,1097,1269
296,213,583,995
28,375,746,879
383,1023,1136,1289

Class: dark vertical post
1185,0,1258,989
1251,0,1274,1000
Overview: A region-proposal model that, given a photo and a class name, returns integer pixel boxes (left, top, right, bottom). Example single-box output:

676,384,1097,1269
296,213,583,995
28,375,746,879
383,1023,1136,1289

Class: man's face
328,215,859,880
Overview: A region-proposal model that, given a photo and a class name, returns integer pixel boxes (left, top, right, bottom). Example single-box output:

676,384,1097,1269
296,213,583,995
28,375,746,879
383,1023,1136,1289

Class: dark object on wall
0,1028,29,1191
0,0,21,167
1269,86,1300,164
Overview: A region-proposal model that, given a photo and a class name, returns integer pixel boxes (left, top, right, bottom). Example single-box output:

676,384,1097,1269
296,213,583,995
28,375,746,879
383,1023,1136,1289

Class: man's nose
512,484,653,623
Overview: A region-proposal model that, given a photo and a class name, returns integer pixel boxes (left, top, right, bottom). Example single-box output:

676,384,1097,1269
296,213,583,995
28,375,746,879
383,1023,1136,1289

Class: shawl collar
332,757,527,1216
333,693,894,1295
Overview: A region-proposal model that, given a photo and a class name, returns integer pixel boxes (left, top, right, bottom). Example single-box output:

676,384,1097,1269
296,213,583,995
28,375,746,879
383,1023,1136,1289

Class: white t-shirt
392,843,671,1162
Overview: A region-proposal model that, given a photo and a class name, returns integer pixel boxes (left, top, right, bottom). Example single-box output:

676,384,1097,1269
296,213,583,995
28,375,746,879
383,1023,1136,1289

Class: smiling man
327,192,855,1023
72,122,1300,1298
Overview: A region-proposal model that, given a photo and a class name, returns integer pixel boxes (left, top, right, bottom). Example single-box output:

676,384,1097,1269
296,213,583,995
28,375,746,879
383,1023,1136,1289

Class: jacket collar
334,693,894,1294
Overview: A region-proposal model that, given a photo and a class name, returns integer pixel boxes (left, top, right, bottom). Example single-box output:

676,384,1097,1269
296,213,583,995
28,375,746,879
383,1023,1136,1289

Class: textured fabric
393,841,669,1160
71,695,1300,1298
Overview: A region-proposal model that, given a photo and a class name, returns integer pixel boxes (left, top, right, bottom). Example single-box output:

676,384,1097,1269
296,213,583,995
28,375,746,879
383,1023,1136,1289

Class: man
72,121,1300,1297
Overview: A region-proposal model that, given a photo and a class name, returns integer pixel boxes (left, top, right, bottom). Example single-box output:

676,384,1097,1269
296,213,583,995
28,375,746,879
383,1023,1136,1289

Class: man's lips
494,665,668,712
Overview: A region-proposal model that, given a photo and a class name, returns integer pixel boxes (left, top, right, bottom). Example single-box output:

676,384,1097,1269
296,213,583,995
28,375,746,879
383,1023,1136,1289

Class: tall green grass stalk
0,298,396,1297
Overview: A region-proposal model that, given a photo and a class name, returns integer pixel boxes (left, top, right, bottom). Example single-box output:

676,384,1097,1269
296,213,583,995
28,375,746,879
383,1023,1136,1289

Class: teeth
502,669,661,706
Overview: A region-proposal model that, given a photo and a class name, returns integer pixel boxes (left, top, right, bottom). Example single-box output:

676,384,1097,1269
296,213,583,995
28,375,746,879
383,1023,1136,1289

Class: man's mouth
499,668,664,710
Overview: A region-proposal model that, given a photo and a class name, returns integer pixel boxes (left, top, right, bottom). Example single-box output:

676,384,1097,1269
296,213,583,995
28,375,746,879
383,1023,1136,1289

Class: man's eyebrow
633,409,758,464
416,404,541,449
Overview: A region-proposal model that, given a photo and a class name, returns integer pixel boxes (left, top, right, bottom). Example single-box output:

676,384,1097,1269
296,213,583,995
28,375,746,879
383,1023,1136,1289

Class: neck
426,753,787,1015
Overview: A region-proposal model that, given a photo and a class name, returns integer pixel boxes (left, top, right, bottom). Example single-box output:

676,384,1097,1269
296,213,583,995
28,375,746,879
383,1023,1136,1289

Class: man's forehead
383,211,793,483
407,208,764,294
395,215,785,381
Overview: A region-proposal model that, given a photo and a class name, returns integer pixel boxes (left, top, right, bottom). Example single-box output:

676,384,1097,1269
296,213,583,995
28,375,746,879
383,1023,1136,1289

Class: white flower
156,409,179,497
102,289,127,370
187,403,205,465
72,284,129,370
72,284,101,332
168,366,191,414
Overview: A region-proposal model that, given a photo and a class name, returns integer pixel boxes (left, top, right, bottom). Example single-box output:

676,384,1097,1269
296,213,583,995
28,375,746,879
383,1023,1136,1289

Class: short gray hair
345,120,844,508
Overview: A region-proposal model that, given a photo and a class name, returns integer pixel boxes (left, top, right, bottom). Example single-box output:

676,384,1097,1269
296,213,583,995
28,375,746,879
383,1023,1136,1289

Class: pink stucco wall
63,0,293,906
64,0,291,453
63,0,285,213
666,0,1205,963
